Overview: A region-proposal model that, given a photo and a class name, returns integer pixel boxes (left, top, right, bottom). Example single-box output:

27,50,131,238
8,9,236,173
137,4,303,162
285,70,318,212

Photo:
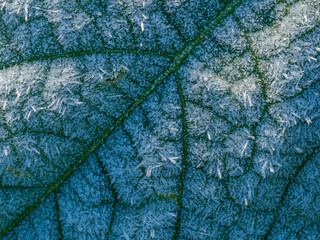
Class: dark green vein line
173,74,188,240
158,0,188,43
234,12,320,240
233,14,269,170
105,175,118,240
0,48,174,71
263,145,320,240
232,15,271,240
10,129,87,144
94,153,118,240
121,126,149,186
0,26,25,64
54,190,64,240
0,0,243,237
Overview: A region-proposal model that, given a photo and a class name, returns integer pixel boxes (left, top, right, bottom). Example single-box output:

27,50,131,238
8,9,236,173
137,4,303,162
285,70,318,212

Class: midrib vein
0,0,243,237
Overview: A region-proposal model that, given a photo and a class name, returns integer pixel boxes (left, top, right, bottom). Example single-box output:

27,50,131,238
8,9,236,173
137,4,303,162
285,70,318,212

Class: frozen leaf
0,0,320,239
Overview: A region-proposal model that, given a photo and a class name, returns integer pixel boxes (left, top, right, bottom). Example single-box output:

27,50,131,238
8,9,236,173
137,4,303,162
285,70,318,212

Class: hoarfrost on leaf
0,0,320,239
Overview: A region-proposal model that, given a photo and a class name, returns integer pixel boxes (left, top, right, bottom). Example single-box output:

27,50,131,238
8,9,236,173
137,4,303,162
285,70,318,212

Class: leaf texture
0,0,320,239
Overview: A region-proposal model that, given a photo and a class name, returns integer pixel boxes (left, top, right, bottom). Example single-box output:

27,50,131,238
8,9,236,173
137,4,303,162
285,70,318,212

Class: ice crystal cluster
0,0,319,239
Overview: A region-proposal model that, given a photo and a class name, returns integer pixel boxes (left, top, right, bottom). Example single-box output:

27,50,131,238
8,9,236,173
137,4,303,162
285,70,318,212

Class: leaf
0,0,320,239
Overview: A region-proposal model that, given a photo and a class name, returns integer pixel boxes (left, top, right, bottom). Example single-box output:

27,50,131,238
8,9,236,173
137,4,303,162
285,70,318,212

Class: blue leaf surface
0,0,319,239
